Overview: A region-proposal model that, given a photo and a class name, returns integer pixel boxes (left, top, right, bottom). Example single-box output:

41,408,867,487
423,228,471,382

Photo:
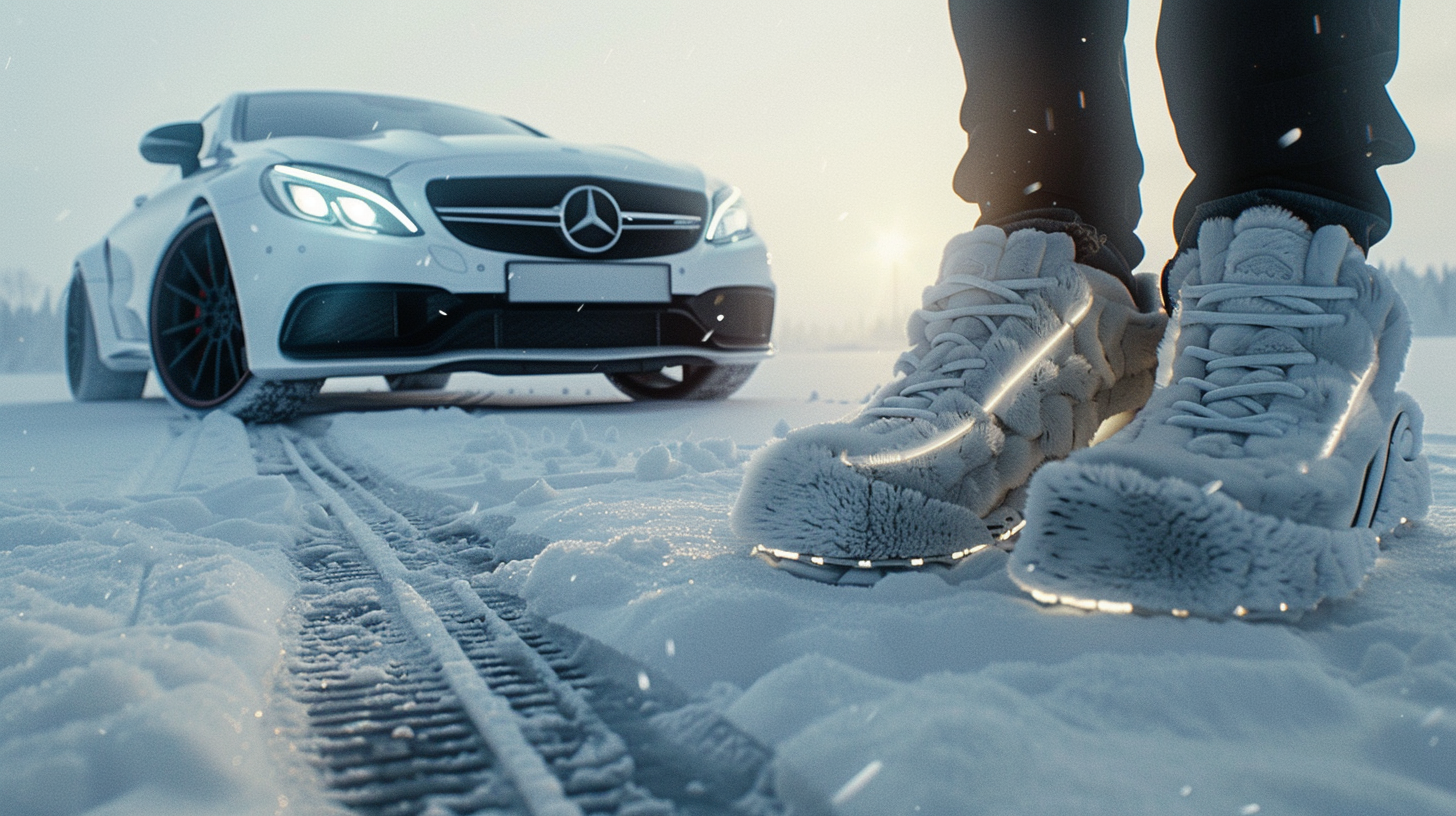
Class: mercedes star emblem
559,185,623,253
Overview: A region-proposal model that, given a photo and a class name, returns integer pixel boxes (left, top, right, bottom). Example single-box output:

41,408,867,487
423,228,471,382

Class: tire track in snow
264,426,732,816
259,422,786,816
309,432,787,816
279,430,587,816
283,552,514,814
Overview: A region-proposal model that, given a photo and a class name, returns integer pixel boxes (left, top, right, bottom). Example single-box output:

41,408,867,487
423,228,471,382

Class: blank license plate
507,262,672,303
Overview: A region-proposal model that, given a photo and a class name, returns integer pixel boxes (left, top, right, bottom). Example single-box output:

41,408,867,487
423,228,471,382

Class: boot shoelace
866,273,1059,421
1168,281,1357,438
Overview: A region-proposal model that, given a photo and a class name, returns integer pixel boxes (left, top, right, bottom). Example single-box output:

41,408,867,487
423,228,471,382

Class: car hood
251,130,707,190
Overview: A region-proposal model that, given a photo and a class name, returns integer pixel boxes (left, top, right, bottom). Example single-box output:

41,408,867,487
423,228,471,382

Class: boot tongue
1192,224,1322,330
1217,226,1307,285
1207,325,1305,356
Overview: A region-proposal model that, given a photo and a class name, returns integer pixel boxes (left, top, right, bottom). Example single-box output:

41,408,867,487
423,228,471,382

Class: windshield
236,91,540,141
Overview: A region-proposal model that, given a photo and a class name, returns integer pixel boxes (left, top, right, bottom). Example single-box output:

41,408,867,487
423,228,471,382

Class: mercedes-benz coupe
65,90,774,420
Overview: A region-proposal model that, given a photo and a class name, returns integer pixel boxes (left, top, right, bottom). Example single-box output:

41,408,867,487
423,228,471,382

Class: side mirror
139,122,204,177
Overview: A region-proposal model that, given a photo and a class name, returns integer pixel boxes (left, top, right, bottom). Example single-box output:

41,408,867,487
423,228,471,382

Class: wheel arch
70,248,142,371
171,196,276,374
72,247,113,330
136,194,225,343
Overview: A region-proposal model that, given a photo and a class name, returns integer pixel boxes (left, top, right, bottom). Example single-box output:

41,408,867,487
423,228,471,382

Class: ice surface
0,341,1452,814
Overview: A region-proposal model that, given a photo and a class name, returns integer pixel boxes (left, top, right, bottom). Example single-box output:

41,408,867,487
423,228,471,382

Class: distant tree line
1385,263,1456,336
0,269,64,373
0,298,64,372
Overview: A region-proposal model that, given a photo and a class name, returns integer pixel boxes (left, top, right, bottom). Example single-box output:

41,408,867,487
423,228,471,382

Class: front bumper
273,283,773,377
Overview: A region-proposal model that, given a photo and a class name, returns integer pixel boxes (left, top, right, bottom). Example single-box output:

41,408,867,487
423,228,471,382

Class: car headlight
262,164,420,236
705,185,753,244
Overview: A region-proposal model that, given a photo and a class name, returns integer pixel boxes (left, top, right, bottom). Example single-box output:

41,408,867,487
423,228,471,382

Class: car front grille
426,176,708,260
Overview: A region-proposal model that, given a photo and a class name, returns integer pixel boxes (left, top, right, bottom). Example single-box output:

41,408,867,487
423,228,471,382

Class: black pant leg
1158,0,1413,252
950,0,1144,275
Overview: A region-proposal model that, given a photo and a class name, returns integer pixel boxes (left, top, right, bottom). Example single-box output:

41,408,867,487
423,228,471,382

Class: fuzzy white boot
733,225,1166,580
1012,207,1432,618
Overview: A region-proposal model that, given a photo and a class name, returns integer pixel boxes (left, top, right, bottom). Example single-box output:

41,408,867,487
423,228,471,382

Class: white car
66,90,774,420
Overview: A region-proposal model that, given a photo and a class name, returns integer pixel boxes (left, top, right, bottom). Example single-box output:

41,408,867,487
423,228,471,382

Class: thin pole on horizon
877,232,909,327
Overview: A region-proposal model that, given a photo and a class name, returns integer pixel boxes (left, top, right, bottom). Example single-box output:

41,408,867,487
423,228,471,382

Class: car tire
386,372,451,391
606,363,758,401
65,272,147,401
150,211,321,423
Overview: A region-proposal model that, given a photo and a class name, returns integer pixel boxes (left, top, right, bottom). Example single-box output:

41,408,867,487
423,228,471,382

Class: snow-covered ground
2,340,1454,815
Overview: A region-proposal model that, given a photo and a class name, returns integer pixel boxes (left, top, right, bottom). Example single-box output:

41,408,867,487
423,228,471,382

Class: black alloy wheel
64,275,88,391
65,272,147,401
151,215,250,409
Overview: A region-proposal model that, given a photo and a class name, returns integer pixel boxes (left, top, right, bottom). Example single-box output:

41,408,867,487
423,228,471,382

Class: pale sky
2,1,1452,329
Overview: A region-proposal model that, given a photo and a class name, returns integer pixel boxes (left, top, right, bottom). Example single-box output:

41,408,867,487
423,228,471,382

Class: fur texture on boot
733,225,1166,562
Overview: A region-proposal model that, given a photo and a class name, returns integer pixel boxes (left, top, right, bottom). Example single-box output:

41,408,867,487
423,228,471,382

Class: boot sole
752,506,1024,586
